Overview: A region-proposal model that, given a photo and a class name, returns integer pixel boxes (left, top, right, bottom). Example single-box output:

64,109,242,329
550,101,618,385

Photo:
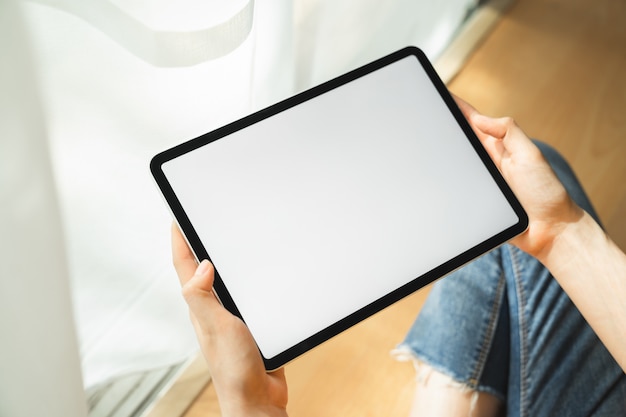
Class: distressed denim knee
393,247,509,403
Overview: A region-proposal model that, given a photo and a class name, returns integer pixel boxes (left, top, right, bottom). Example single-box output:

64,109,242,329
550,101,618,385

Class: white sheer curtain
1,0,476,415
1,1,87,416
19,0,294,392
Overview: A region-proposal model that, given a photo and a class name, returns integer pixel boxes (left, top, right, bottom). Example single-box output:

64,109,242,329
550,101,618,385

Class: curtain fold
27,0,255,67
0,1,87,416
21,0,294,390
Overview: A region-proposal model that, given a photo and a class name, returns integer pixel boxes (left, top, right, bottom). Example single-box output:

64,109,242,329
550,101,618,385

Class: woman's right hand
453,97,583,259
171,224,289,417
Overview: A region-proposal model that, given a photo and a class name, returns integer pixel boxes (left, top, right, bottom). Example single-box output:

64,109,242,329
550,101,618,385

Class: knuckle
502,116,517,127
181,282,198,302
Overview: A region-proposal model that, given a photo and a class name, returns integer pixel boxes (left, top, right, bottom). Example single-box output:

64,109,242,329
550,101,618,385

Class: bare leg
409,363,504,417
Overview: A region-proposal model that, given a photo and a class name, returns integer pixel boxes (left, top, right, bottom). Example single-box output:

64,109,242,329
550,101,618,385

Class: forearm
537,210,626,371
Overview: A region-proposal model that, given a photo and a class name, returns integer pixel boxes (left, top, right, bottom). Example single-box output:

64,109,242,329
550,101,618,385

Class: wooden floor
183,0,626,415
450,0,626,252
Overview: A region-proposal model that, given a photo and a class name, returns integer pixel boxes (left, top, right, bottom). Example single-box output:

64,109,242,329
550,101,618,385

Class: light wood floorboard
449,0,626,250
183,0,626,415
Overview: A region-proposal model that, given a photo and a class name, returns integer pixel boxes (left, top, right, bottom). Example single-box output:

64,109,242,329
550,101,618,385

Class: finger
451,95,498,145
447,98,506,165
452,94,478,121
470,113,511,140
171,222,198,286
460,113,507,168
472,114,539,157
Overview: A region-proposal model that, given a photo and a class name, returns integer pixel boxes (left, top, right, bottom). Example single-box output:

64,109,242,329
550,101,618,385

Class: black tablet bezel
150,46,528,370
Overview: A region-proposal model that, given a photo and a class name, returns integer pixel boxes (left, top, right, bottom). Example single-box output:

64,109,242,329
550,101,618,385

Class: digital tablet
150,46,528,370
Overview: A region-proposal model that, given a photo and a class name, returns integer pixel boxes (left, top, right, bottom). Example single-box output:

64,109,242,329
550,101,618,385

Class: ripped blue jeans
395,141,626,416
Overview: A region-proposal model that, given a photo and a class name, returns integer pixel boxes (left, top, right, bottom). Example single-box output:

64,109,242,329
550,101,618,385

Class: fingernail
195,260,210,276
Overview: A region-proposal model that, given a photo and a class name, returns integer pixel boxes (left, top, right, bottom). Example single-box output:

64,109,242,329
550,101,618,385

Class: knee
409,363,504,417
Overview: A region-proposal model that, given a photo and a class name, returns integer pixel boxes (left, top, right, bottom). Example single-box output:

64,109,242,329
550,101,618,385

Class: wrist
528,199,585,264
534,209,600,275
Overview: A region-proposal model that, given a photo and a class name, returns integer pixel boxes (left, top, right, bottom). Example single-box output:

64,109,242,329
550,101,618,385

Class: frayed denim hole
391,345,505,400
392,347,504,417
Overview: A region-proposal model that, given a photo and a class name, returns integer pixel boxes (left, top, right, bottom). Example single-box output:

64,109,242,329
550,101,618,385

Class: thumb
182,260,224,324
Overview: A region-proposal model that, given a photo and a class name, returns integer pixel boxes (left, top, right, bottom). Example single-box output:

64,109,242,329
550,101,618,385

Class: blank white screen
162,55,519,359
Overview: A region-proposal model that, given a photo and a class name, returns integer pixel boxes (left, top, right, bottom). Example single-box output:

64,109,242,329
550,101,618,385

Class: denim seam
467,271,506,389
510,246,530,417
